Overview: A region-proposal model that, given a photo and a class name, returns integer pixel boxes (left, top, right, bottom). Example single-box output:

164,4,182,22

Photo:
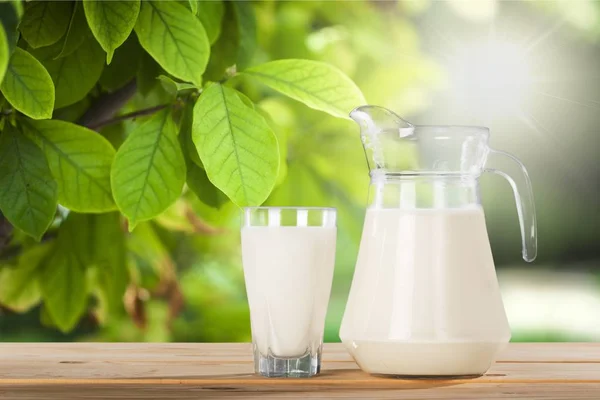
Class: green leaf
19,1,72,49
195,0,224,45
39,304,57,328
11,0,23,18
0,26,8,84
203,3,237,81
178,102,201,166
55,2,90,59
0,124,57,240
26,38,64,61
157,75,197,96
52,96,91,123
40,212,89,333
0,244,50,312
0,47,54,119
99,35,142,91
186,162,228,209
92,212,128,314
100,122,126,149
178,104,226,208
38,36,105,108
257,103,288,185
267,160,328,208
83,0,140,64
134,1,209,86
136,51,164,96
128,221,169,282
188,0,198,15
244,59,366,119
192,83,279,207
232,1,256,70
62,213,96,265
236,90,255,109
111,109,186,230
0,1,21,54
22,119,117,213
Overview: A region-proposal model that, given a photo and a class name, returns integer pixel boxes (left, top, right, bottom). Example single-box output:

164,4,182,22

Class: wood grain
1,343,600,399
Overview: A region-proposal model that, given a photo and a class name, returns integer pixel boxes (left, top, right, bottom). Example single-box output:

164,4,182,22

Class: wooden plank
498,343,600,363
2,343,600,362
2,360,600,382
2,383,600,399
1,343,600,399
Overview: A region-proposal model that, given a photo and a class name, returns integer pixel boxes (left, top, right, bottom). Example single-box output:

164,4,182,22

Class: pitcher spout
349,105,414,137
350,105,417,173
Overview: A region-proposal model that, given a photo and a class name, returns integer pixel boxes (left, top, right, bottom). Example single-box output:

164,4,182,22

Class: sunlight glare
449,39,532,117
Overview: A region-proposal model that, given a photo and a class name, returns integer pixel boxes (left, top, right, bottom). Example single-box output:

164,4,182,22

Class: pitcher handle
484,149,537,262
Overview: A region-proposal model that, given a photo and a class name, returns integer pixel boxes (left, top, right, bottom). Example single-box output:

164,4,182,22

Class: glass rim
415,124,489,131
409,125,490,138
243,206,336,212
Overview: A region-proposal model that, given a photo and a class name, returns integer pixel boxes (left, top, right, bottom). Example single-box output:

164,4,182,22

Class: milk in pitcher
340,206,510,376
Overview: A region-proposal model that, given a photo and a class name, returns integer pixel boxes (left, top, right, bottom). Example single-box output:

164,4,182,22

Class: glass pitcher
339,106,537,377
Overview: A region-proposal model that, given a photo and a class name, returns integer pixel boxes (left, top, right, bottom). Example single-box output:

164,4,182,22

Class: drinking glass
241,207,337,378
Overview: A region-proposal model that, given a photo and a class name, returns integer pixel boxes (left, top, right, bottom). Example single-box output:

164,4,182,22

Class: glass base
254,348,321,378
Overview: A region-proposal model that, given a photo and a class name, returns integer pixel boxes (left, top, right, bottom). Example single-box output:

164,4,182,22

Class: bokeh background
1,0,599,343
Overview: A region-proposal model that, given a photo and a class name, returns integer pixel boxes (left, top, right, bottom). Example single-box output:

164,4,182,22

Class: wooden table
1,343,600,399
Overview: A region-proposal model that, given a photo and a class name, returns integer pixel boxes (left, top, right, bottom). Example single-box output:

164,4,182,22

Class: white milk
242,226,336,357
340,206,510,376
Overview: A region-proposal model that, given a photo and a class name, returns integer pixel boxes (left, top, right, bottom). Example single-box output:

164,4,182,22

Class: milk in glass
242,226,336,358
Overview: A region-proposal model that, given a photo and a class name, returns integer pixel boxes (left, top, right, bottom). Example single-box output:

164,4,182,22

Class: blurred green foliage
2,0,599,343
0,0,443,342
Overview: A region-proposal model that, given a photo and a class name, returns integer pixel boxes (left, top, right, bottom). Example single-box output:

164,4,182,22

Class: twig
78,80,138,130
184,205,226,235
0,230,57,262
0,215,13,255
87,104,170,130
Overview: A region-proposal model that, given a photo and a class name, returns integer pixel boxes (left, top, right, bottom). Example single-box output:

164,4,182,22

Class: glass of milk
241,207,337,378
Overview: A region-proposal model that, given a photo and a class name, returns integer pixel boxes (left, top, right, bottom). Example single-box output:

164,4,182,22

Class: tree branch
0,229,57,262
78,80,138,130
87,104,170,130
0,214,13,256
